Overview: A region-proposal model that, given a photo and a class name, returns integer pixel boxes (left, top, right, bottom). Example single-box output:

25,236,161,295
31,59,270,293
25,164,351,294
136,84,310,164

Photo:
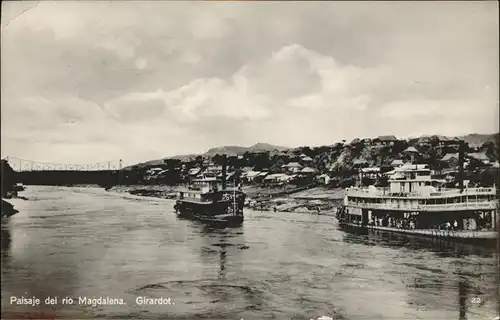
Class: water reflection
341,228,498,320
458,277,469,320
341,227,496,257
1,221,12,260
196,224,247,282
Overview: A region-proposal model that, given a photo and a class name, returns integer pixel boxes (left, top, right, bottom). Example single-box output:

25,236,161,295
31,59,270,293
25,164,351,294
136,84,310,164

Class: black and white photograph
1,1,499,319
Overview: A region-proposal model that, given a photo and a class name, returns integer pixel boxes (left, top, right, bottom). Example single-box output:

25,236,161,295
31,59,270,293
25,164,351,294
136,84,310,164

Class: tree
1,160,17,197
195,155,203,167
164,159,182,170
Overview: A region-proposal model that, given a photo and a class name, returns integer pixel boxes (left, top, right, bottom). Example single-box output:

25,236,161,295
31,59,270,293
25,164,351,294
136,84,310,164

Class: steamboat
174,156,246,226
336,145,499,243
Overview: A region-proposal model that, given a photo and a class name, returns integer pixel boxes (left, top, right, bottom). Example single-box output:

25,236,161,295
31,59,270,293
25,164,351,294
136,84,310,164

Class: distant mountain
124,143,290,169
204,146,249,156
204,143,289,156
249,143,289,152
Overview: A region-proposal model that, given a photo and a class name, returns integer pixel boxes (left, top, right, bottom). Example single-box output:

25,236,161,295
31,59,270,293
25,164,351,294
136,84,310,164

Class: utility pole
496,164,500,317
118,159,123,185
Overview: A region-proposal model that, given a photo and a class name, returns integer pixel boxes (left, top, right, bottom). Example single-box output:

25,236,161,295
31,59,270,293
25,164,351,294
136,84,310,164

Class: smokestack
221,155,227,190
458,140,464,192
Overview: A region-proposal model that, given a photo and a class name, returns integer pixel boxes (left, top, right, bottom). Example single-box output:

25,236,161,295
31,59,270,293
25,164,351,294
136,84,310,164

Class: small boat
174,157,246,226
13,183,25,192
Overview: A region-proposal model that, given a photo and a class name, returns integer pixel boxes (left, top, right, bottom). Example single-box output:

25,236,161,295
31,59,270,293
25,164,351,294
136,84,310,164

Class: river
1,186,498,320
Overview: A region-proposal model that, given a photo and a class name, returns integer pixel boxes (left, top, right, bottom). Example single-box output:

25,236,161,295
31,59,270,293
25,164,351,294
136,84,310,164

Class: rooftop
403,146,419,153
375,135,398,141
284,162,303,168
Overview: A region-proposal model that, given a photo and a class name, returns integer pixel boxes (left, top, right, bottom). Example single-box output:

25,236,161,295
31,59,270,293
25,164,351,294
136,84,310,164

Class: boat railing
346,187,496,198
346,200,497,211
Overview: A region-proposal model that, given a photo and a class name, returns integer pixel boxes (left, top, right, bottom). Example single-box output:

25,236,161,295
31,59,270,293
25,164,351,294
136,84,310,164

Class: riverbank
108,184,344,214
108,185,180,199
1,199,18,218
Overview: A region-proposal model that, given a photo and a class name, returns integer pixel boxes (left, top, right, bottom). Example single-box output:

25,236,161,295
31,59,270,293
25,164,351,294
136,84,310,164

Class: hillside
204,146,249,156
123,143,288,169
204,143,289,156
124,133,498,171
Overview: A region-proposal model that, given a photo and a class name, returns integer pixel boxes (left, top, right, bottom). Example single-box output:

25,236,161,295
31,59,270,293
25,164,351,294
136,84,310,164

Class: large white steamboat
336,163,498,242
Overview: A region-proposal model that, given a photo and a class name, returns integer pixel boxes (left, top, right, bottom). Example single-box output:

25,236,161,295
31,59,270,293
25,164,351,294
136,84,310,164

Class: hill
123,133,498,170
123,143,288,169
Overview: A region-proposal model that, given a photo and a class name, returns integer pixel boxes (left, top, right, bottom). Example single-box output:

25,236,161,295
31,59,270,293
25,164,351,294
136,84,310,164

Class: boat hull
336,204,498,244
338,221,497,243
174,199,244,227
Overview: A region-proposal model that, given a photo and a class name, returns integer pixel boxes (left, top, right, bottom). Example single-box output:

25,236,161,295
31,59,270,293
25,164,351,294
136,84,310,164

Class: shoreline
107,184,345,213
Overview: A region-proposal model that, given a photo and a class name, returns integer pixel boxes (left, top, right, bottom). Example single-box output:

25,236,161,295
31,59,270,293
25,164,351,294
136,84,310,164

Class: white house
390,159,404,167
283,162,303,173
316,174,331,185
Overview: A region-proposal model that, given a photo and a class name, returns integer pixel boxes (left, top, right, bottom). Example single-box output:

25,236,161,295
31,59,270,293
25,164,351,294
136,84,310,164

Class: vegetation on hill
119,133,499,188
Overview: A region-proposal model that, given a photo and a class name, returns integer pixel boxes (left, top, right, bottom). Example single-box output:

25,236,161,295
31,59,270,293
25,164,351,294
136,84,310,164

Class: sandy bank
243,186,344,214
108,185,181,199
107,184,345,214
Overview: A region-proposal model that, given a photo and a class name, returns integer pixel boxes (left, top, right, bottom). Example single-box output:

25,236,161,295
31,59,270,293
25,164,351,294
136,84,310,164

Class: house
188,168,201,176
147,167,164,175
467,152,490,165
353,159,369,168
444,136,461,147
264,173,293,184
417,136,433,146
203,165,223,177
440,153,460,168
403,146,419,154
283,162,303,173
245,171,261,182
255,172,269,183
360,167,381,179
224,172,236,182
390,159,404,168
316,174,331,185
300,167,316,175
441,153,459,162
468,142,483,152
373,135,398,146
241,167,253,173
300,156,313,162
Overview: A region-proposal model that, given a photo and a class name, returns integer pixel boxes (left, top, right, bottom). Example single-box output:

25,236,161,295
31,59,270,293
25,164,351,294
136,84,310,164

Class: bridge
3,157,126,187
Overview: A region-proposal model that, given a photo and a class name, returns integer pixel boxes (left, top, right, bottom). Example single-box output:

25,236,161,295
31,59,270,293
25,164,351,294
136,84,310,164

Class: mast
233,178,236,215
496,151,500,316
458,140,465,193
221,155,227,190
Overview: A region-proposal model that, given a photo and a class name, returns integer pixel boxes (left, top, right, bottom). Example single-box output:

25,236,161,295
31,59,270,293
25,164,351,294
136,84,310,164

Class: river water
1,186,498,320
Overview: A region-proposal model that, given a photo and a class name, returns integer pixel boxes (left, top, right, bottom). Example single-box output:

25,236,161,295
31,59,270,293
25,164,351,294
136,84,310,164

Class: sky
1,1,498,166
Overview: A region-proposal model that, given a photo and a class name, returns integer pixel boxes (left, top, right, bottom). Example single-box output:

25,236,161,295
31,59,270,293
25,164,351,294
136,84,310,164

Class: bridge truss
2,157,124,172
